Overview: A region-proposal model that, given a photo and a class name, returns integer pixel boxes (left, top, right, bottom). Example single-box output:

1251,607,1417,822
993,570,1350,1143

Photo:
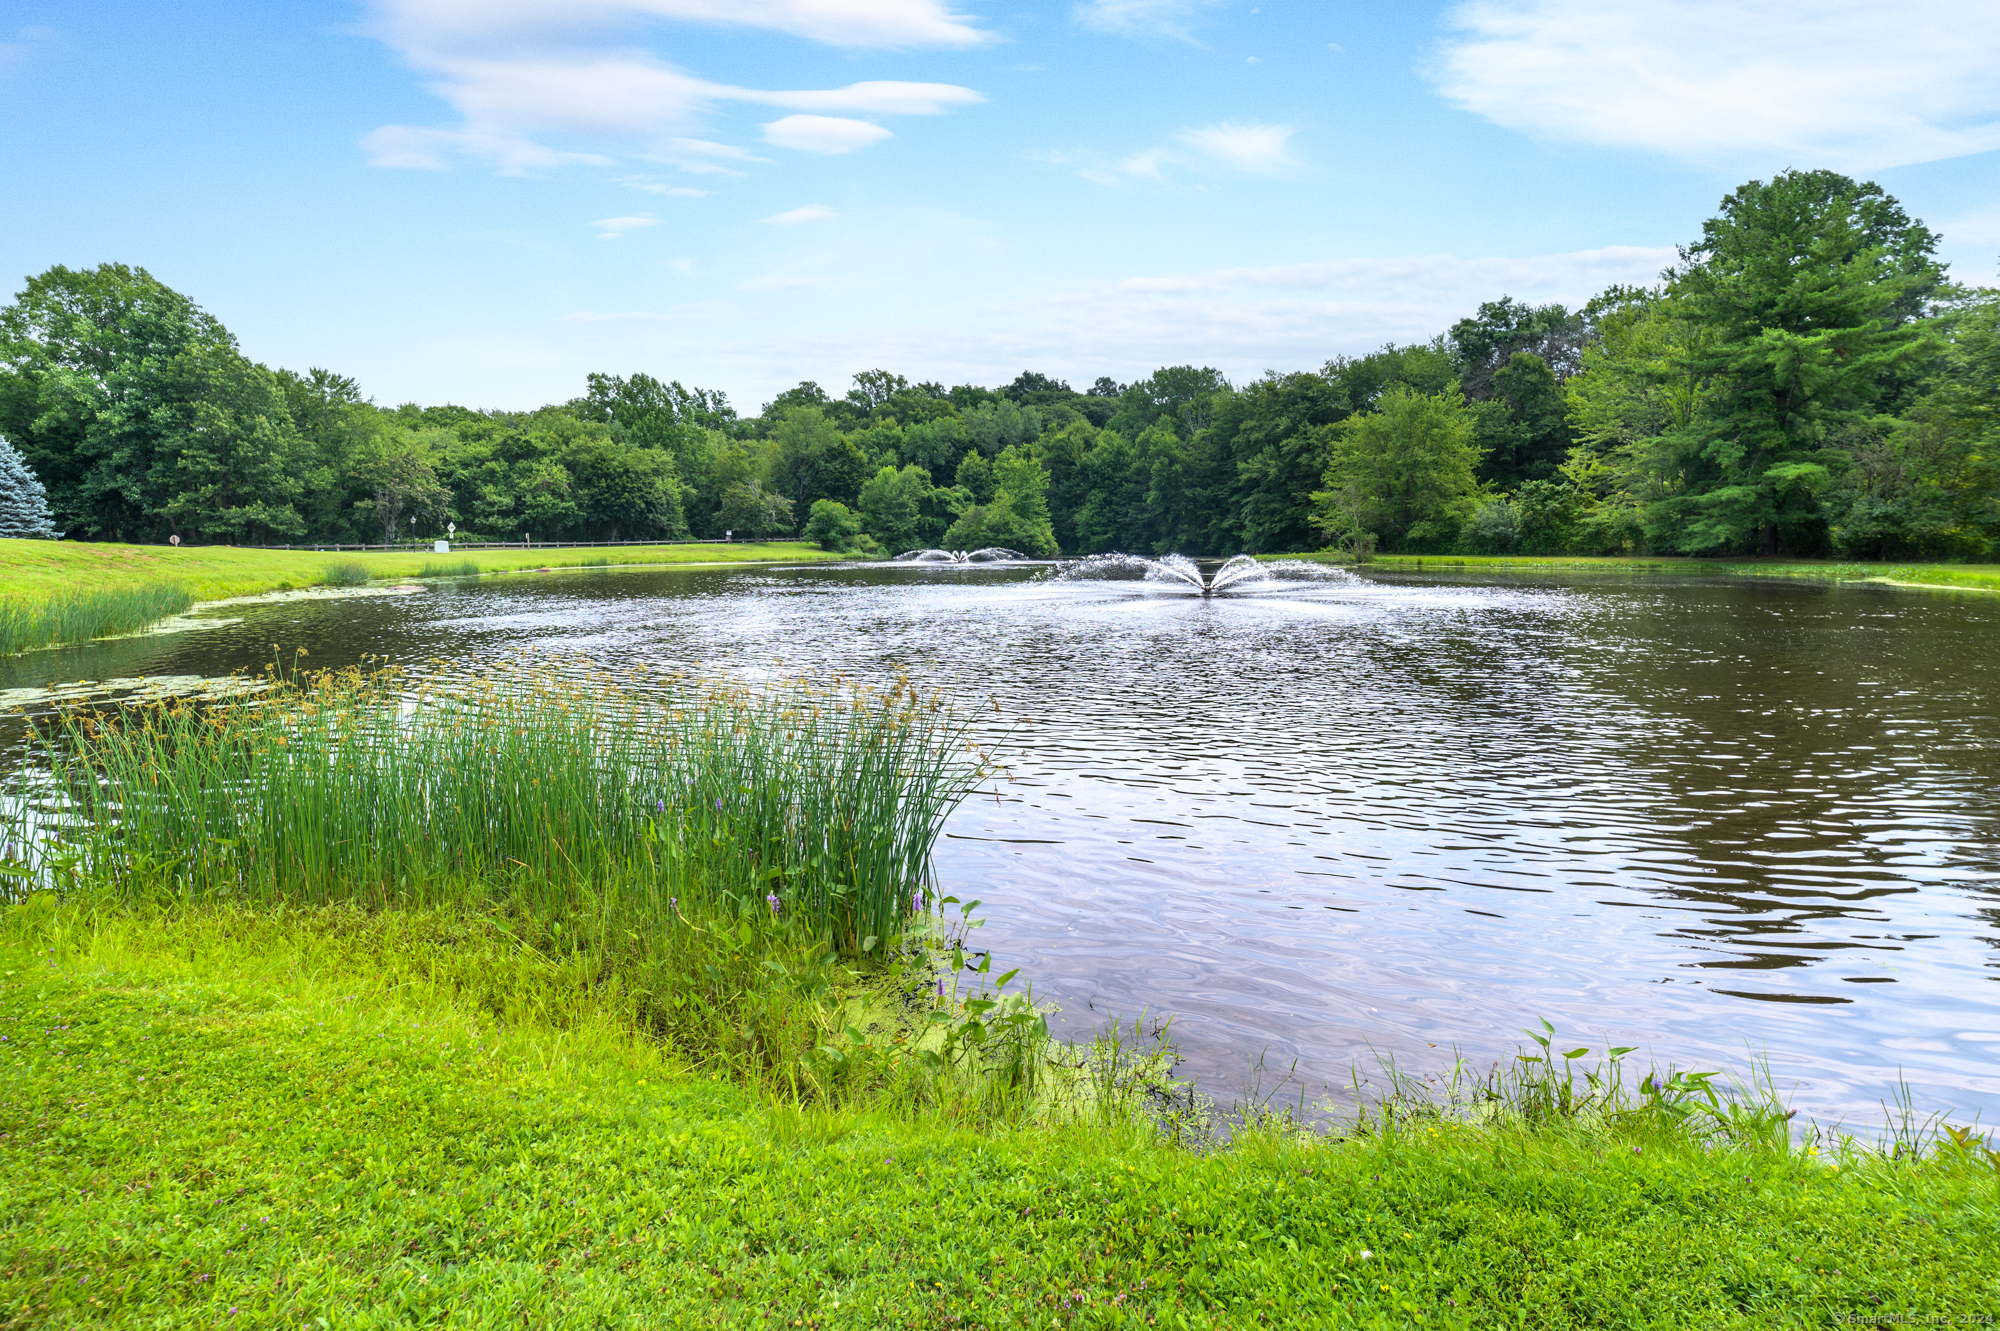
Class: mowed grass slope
1309,551,2000,592
0,539,841,654
0,539,840,603
2,910,1993,1330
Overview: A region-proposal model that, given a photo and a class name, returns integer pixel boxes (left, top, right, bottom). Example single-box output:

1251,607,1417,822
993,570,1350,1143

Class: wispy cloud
362,2,984,174
0,25,55,81
1072,0,1222,43
1116,245,1675,297
1178,122,1297,174
617,177,711,196
362,124,611,172
761,115,892,154
1431,0,2000,170
1937,202,2000,250
648,137,767,176
761,204,837,225
706,245,1679,394
592,214,660,239
375,0,992,50
1049,122,1302,187
557,310,668,322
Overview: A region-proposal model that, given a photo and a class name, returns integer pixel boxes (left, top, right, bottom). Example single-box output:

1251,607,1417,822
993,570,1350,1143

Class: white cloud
761,204,837,225
361,124,610,173
1108,146,1171,182
743,81,982,115
375,0,990,50
592,214,660,238
1178,122,1297,174
1073,0,1221,42
1431,0,2000,171
363,5,982,173
706,245,1678,393
761,114,892,154
1051,124,1301,186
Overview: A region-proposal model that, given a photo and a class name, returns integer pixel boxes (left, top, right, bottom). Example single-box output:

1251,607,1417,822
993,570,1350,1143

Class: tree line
2,169,1993,560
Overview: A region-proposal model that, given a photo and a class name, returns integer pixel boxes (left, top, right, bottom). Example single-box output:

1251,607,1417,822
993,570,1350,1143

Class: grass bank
0,539,841,654
1275,551,2000,593
17,663,1019,1100
3,905,1994,1329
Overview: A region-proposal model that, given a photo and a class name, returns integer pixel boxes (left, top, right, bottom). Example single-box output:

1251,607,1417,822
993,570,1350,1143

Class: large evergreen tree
0,436,61,538
1643,170,1946,554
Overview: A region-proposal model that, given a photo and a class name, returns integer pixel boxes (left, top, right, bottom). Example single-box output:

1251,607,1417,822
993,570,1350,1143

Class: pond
4,560,1997,1130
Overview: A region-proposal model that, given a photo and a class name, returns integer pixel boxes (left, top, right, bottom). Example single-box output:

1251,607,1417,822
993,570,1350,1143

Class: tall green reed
318,562,372,587
0,582,194,655
16,661,993,1094
28,660,986,953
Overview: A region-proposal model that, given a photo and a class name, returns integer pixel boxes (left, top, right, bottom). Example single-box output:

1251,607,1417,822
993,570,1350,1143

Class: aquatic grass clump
28,661,987,954
16,662,997,1093
1313,1018,1805,1160
318,561,371,587
417,558,482,578
0,581,194,655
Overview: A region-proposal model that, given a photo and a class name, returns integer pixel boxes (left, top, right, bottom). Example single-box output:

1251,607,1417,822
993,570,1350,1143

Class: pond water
5,561,1997,1130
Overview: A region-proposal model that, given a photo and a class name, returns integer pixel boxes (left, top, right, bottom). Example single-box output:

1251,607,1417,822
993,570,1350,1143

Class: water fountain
1053,553,1356,595
892,547,1029,564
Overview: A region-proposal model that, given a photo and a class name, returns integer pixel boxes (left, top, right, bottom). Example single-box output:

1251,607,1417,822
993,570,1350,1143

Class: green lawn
0,539,844,654
3,907,1992,1329
1278,551,2000,593
0,538,841,604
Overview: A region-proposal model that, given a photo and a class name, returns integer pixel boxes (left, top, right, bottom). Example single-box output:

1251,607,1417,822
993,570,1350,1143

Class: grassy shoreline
0,539,843,654
5,905,1994,1329
1273,550,2000,593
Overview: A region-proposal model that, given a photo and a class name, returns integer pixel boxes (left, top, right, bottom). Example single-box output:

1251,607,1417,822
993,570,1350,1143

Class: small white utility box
433,540,450,553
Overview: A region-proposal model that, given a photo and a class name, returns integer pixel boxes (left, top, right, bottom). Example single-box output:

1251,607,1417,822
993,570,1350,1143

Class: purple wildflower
655,799,665,813
714,797,724,811
766,892,780,916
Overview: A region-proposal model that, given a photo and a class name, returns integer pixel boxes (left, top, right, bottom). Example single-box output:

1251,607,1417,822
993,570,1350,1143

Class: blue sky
3,0,1998,412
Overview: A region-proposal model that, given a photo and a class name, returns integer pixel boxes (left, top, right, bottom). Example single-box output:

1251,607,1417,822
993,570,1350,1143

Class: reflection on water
4,560,1997,1128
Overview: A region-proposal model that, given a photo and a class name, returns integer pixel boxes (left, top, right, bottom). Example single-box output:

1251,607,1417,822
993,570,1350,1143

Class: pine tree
0,437,62,538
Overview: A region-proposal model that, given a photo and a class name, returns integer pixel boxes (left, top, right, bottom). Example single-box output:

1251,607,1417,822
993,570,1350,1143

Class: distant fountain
892,547,1028,564
1054,553,1357,595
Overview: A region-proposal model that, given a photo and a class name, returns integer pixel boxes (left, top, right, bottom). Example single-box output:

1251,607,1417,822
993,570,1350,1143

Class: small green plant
318,561,371,587
418,559,482,577
1941,1123,2000,1177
